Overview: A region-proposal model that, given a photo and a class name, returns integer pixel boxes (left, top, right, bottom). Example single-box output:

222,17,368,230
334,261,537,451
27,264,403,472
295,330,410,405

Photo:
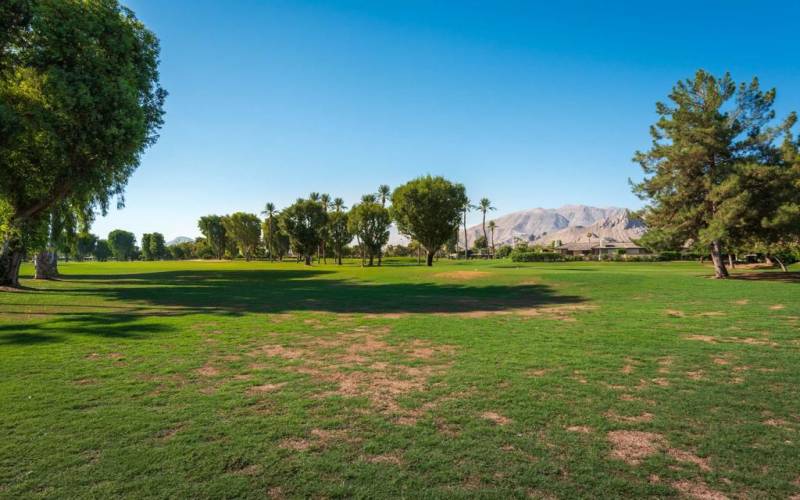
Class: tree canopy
348,200,391,266
198,215,228,260
107,229,136,261
0,0,166,285
632,70,798,278
222,213,261,261
391,175,467,266
280,199,328,265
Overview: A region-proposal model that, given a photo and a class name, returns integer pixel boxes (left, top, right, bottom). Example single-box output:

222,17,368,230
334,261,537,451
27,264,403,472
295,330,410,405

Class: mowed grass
1,259,798,498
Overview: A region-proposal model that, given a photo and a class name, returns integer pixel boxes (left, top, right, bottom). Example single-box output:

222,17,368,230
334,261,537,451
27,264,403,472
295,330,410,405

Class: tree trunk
426,251,434,266
337,254,342,265
728,253,735,269
368,254,374,266
463,214,468,260
765,255,775,266
0,238,24,287
34,250,59,280
304,254,311,265
709,240,729,279
490,230,494,258
417,245,421,265
772,255,788,272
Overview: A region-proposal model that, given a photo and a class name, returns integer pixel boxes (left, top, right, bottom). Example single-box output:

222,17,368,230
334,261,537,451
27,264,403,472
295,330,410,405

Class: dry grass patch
246,382,286,396
363,452,404,465
246,327,458,424
196,364,220,377
672,480,728,500
566,425,592,433
666,309,686,318
668,448,712,472
480,411,512,426
769,304,785,310
607,431,665,465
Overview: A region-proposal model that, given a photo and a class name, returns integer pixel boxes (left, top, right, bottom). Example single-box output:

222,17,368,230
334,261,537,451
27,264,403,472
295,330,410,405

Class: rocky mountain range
388,205,646,247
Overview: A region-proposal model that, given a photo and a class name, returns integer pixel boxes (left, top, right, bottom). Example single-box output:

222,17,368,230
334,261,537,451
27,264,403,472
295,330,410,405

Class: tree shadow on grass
729,271,800,283
0,268,587,345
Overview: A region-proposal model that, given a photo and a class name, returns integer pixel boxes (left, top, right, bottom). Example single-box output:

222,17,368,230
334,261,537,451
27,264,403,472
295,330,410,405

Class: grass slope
1,259,798,498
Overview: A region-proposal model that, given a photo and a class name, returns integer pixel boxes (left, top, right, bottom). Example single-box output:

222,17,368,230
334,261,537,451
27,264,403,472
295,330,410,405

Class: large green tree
107,229,136,261
149,232,166,260
280,199,328,265
348,200,391,266
140,233,153,260
391,175,468,266
632,70,796,278
0,0,166,286
328,210,353,265
92,239,111,261
222,213,261,261
261,202,279,261
198,215,228,260
74,232,98,261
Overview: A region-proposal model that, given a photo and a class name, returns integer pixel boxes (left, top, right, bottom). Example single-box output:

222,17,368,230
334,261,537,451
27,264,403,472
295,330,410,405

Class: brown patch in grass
605,411,654,424
248,328,458,423
668,448,711,471
666,309,685,318
434,271,490,280
763,418,792,429
364,452,404,465
196,364,220,377
607,430,665,465
658,357,673,374
686,370,706,381
733,299,749,305
712,357,730,366
621,364,634,375
363,312,407,319
696,311,725,317
278,438,311,451
672,480,728,500
154,426,183,442
73,378,99,386
651,378,670,387
566,425,592,433
769,304,785,310
481,411,512,426
247,382,286,395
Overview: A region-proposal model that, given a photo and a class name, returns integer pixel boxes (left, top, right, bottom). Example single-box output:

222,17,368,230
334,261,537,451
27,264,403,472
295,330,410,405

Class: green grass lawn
1,259,798,498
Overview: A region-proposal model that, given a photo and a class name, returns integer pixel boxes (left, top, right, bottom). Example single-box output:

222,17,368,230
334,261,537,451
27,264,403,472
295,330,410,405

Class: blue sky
95,0,800,241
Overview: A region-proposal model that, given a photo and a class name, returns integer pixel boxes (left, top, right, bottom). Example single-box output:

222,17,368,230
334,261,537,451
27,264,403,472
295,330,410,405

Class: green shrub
510,250,564,262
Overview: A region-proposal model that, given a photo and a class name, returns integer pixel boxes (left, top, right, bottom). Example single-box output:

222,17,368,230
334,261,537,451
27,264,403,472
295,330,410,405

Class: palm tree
488,220,496,258
309,192,321,202
462,199,475,259
332,197,346,212
261,202,278,261
377,184,391,207
361,193,377,204
477,197,496,249
319,194,331,263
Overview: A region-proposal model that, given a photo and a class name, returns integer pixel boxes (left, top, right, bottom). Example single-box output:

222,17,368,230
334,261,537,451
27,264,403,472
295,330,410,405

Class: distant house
555,240,647,257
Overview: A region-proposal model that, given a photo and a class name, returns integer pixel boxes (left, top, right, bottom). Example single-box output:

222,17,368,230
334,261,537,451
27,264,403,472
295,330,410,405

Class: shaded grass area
0,259,798,498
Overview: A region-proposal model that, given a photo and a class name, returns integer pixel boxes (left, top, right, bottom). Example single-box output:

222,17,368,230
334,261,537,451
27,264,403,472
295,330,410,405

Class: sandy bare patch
686,370,706,381
621,364,634,375
247,329,458,423
434,271,490,280
364,452,404,465
769,304,785,310
247,382,286,395
696,311,725,317
566,425,592,433
763,418,792,430
672,480,728,500
733,299,749,305
197,364,220,377
712,357,730,365
73,378,99,386
481,411,512,426
668,448,712,471
658,357,673,374
666,309,685,318
605,411,654,424
279,438,311,451
607,430,665,465
363,312,407,319
652,378,670,387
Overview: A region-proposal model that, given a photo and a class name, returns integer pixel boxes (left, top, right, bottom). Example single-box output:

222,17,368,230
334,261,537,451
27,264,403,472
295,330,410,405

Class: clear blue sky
95,0,800,241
